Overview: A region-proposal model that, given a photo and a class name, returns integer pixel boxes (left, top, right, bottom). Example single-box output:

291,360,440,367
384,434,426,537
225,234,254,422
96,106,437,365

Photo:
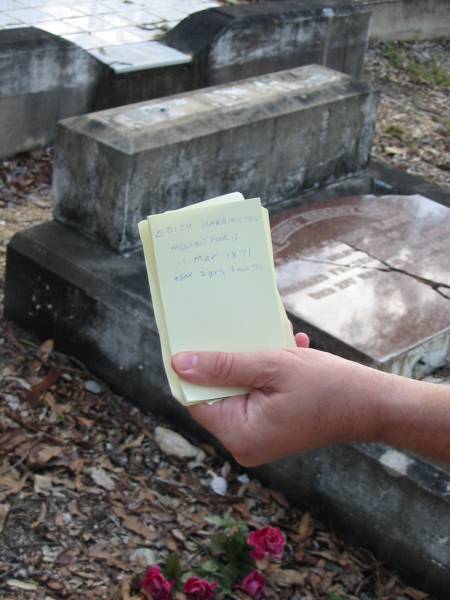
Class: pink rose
247,527,286,561
141,565,173,600
183,576,218,599
240,571,265,599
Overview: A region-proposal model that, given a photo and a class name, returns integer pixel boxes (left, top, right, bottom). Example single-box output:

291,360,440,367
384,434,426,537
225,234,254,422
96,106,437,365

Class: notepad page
138,220,185,401
149,197,289,403
185,195,295,353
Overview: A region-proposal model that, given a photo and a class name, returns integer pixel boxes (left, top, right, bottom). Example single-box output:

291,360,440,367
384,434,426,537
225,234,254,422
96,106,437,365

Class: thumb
171,351,281,389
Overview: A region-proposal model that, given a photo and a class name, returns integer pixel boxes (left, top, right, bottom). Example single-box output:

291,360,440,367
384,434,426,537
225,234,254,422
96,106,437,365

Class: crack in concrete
296,256,390,271
344,242,450,301
296,244,450,301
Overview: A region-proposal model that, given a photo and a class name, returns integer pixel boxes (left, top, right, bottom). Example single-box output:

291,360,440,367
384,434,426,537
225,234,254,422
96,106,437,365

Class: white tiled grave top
0,0,221,72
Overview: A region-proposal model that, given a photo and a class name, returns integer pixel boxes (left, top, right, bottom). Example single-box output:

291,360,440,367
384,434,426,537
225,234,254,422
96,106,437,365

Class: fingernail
173,352,198,371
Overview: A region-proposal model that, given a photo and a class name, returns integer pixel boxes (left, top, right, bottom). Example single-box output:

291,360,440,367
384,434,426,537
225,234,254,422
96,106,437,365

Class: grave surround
5,168,450,596
0,0,371,158
165,0,370,83
53,65,379,252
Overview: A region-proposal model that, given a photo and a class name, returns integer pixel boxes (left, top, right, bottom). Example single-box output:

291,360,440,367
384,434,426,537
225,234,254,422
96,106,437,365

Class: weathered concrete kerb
0,28,102,159
0,0,371,159
53,65,378,252
165,0,370,83
362,0,450,41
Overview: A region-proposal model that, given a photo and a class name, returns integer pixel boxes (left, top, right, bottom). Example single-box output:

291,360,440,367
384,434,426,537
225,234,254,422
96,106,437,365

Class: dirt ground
0,41,448,599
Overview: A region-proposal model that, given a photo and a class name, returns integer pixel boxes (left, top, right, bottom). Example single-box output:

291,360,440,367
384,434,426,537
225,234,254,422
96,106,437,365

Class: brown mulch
0,148,53,308
1,39,448,600
0,327,432,599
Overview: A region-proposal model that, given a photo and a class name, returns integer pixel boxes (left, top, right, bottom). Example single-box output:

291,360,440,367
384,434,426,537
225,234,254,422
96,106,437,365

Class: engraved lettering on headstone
329,266,349,275
350,257,372,268
308,287,336,300
328,248,354,261
358,271,377,280
335,277,356,289
295,273,329,290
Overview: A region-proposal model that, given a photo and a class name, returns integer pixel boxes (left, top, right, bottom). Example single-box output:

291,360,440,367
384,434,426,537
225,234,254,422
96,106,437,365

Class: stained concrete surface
53,65,379,252
165,0,370,83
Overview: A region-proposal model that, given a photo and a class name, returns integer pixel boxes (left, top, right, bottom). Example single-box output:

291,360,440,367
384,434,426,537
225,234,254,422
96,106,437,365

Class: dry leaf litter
365,41,449,190
1,40,447,599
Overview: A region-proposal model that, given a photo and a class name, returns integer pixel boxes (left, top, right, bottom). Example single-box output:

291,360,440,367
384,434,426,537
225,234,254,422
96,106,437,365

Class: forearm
375,371,450,463
174,347,450,466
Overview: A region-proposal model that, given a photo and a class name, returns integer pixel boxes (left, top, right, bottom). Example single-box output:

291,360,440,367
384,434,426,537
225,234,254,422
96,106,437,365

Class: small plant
384,41,450,89
385,40,404,69
140,517,287,599
385,125,405,141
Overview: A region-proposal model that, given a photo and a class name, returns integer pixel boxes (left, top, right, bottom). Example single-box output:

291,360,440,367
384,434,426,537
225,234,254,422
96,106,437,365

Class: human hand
171,336,384,466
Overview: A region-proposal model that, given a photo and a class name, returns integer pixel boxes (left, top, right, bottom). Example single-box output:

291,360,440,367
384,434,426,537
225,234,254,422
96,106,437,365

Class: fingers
187,396,255,464
187,395,246,434
187,401,224,436
295,332,310,348
172,350,282,389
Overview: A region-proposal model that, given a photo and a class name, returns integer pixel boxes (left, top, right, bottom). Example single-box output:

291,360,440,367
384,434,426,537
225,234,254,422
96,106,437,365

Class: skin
171,334,450,467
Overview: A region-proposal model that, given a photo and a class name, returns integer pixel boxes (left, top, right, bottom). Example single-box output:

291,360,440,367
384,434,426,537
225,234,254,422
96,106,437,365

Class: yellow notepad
138,193,294,405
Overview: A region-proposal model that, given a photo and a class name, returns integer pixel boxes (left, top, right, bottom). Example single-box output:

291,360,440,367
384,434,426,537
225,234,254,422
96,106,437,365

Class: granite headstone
271,194,450,377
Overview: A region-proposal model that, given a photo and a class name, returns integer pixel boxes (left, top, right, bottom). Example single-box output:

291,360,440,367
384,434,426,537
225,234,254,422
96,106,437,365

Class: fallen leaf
0,474,28,499
166,534,178,552
34,474,52,495
31,501,47,528
27,444,62,468
403,588,430,600
113,505,157,541
308,572,322,589
36,339,54,364
269,489,289,508
130,547,156,567
7,579,38,591
0,429,28,452
76,416,95,427
384,145,405,155
270,568,307,586
121,433,145,450
233,502,252,519
25,368,60,404
45,579,65,592
88,467,116,491
0,503,10,532
298,512,314,541
121,577,131,600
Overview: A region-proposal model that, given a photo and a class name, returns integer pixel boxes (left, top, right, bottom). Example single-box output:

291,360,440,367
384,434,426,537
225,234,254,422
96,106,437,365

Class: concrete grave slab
0,25,196,158
0,27,102,158
254,441,450,597
164,0,371,83
5,172,450,597
360,0,450,41
271,194,450,377
88,41,191,74
53,65,378,252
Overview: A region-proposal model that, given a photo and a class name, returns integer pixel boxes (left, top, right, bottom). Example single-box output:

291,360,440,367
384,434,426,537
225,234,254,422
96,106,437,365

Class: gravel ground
0,40,448,600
